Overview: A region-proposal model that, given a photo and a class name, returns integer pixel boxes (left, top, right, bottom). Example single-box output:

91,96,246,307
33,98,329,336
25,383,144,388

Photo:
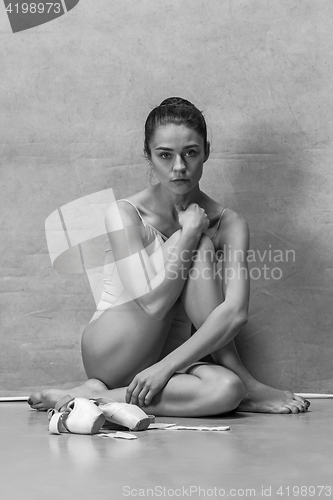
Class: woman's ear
204,141,211,163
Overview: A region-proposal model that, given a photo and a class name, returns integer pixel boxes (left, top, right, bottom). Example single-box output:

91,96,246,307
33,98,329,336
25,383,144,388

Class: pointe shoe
92,398,154,431
48,396,105,435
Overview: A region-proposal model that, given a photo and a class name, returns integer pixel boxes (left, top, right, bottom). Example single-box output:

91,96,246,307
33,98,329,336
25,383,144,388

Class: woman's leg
179,235,309,414
28,231,244,415
81,304,175,389
29,364,244,417
28,302,177,410
28,301,244,416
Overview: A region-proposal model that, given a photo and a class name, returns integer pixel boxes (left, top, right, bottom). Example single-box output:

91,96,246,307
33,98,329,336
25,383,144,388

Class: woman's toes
292,402,309,414
288,405,300,414
27,394,41,408
293,394,310,409
293,393,305,403
27,389,64,411
28,398,45,410
293,395,310,411
298,397,310,410
278,405,292,414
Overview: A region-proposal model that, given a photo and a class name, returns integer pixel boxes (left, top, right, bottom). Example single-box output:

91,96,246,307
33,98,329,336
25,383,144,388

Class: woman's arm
161,211,250,371
126,210,251,406
105,200,208,320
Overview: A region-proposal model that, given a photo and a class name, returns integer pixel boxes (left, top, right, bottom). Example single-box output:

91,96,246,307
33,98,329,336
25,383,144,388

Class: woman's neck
153,183,205,214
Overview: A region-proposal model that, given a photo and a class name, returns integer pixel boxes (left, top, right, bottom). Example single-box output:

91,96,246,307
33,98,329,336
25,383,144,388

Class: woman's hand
125,361,174,407
174,203,210,235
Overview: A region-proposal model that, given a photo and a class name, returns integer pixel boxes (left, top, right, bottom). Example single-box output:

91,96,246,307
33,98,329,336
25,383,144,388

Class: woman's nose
173,155,186,171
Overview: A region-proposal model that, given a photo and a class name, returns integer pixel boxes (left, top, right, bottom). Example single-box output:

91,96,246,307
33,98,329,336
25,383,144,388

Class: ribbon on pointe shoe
48,396,105,435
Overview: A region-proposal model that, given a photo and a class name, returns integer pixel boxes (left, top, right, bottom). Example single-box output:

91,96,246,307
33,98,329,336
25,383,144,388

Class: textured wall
1,0,332,395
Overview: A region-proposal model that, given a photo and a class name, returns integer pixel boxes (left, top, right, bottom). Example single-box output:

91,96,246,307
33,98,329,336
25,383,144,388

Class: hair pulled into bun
159,97,196,108
144,97,207,159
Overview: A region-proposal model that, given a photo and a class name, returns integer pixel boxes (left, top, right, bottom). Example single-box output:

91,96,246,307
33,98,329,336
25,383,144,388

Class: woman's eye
185,150,197,157
160,152,171,159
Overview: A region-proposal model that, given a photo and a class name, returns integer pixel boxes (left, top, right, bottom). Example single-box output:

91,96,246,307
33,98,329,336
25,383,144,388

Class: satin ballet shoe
92,398,154,431
48,396,105,435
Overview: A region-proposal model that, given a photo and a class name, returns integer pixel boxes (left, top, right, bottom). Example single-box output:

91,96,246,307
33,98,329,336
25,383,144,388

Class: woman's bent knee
220,372,245,410
204,368,245,414
190,234,218,276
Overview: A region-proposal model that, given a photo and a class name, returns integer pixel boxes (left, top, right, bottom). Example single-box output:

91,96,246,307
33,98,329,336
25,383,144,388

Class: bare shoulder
105,199,142,230
218,208,250,248
222,208,248,230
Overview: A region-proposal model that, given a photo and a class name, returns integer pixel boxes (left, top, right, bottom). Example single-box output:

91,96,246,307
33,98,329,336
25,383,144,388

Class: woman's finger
126,378,140,404
137,387,150,408
144,390,155,406
125,386,133,404
130,385,143,405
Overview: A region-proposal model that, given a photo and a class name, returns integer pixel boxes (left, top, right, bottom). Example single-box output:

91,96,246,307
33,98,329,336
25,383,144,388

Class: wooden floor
1,400,332,500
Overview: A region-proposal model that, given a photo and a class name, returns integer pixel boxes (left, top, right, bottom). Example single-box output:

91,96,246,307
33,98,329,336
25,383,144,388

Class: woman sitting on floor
29,97,309,415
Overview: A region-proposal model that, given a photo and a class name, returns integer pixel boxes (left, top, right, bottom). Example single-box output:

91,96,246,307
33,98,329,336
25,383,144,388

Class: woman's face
149,123,209,194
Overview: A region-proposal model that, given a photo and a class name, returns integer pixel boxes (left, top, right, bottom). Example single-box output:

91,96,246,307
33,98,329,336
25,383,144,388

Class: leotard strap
211,207,227,239
116,198,145,223
116,199,168,239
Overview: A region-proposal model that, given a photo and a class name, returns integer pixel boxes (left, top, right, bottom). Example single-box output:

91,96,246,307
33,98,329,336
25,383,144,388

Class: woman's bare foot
27,379,108,411
237,380,310,414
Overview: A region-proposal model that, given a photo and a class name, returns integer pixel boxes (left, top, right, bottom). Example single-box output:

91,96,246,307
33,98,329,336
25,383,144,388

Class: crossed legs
28,234,308,414
28,233,244,416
